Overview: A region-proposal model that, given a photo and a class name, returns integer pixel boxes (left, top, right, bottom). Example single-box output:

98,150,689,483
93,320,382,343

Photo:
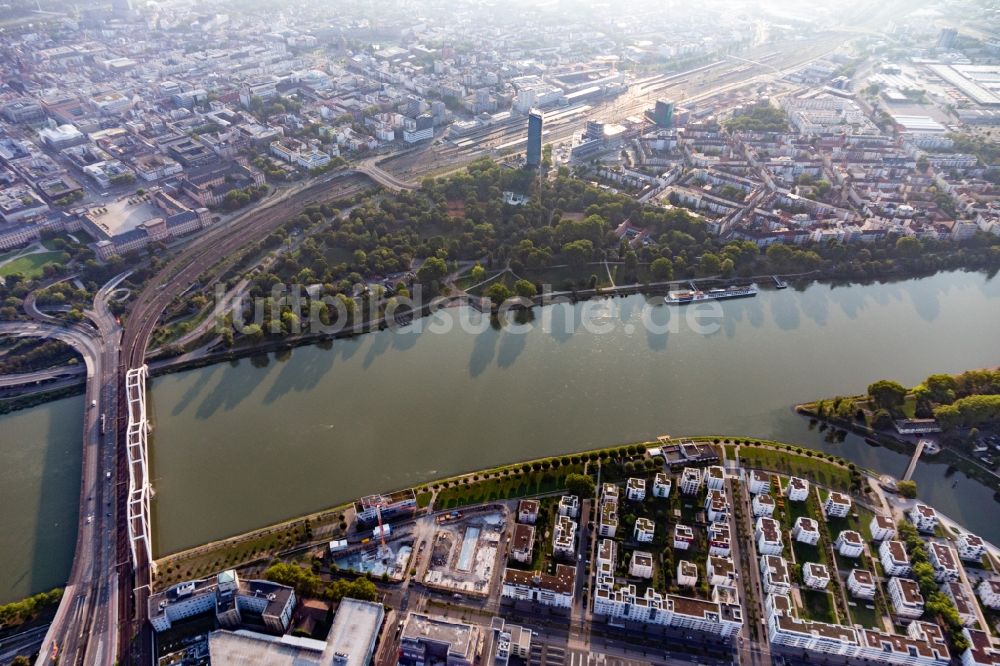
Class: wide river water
3,269,999,602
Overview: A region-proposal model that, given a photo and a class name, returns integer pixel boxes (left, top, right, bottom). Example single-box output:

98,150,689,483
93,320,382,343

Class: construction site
422,509,507,597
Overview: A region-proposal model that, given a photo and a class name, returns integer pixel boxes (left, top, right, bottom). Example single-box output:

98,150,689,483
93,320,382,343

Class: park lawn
737,446,853,492
434,464,587,509
0,250,66,278
848,600,881,630
415,491,433,509
518,264,612,291
792,539,822,566
800,589,837,623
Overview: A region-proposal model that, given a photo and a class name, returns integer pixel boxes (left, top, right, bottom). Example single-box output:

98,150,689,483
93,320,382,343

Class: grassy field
848,600,881,629
0,250,66,278
735,445,854,492
434,463,587,508
801,589,837,623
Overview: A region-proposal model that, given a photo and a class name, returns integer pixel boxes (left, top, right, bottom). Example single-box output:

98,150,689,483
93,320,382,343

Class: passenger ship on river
664,284,759,305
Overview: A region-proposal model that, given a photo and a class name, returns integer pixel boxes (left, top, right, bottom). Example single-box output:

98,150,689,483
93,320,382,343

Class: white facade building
880,540,912,577
760,555,792,595
680,467,702,495
910,504,939,534
785,477,809,502
752,493,775,518
626,477,646,502
756,517,783,556
792,517,820,545
652,473,672,498
804,562,831,590
823,492,852,519
847,569,877,600
888,577,924,619
748,470,771,495
835,530,864,559
870,514,897,542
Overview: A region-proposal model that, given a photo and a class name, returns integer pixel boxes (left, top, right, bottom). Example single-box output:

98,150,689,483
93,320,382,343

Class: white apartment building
752,493,775,518
756,517,783,556
708,555,736,588
804,562,831,590
704,466,726,491
880,540,912,577
928,542,961,583
510,524,535,564
792,517,820,545
629,550,653,579
552,515,577,560
626,477,646,501
652,473,672,498
502,565,576,609
823,492,851,519
674,524,695,550
910,504,939,534
680,467,702,495
977,579,1000,610
888,577,925,619
956,532,986,563
558,495,579,519
766,593,950,666
835,530,864,559
598,488,618,538
760,555,792,595
705,489,729,522
870,514,897,542
785,477,809,502
961,628,1000,666
677,560,698,587
847,568,877,600
518,500,539,525
944,581,979,628
708,521,732,557
748,470,771,495
634,517,655,543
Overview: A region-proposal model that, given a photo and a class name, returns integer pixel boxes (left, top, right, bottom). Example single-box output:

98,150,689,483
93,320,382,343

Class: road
1,294,119,666
0,364,85,390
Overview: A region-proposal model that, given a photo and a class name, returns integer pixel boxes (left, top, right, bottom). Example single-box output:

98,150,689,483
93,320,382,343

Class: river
2,270,999,602
0,395,82,604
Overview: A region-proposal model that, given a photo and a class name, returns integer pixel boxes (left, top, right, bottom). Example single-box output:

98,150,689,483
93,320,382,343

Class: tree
895,236,924,258
12,657,30,666
485,282,512,304
699,252,721,275
417,257,448,284
562,239,593,266
650,257,673,280
867,380,907,411
470,263,486,283
871,408,894,430
896,480,917,499
565,473,595,499
513,279,537,298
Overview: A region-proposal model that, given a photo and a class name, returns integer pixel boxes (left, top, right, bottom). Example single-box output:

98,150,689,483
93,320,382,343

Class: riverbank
153,434,1000,601
152,436,872,591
